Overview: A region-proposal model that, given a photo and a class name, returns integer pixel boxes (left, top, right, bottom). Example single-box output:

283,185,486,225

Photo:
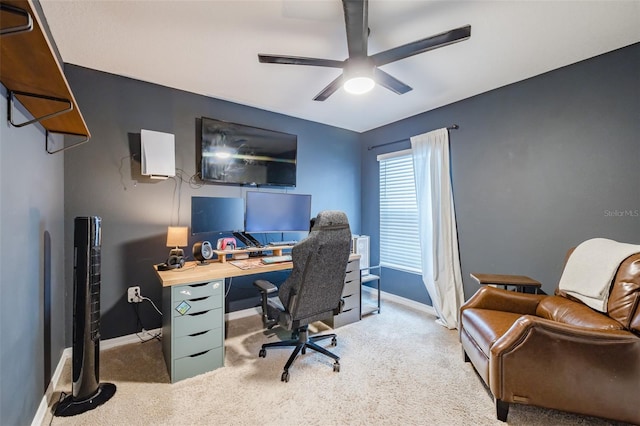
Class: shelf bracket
8,89,73,128
0,3,33,36
46,130,90,154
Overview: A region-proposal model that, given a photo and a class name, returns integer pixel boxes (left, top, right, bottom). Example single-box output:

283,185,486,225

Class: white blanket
558,238,640,312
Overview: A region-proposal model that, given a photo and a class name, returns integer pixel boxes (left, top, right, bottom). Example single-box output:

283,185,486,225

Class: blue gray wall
361,43,640,302
0,86,66,424
62,65,362,342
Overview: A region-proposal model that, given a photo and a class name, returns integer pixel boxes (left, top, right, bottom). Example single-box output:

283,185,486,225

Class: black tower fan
55,216,116,416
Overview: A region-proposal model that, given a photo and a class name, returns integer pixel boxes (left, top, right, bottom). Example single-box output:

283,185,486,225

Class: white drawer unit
323,257,361,328
162,280,225,383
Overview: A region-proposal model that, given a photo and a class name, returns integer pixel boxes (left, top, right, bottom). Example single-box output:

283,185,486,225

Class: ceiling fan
258,0,471,101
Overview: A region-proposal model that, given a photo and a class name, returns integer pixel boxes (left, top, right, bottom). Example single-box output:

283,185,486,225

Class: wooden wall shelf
0,0,91,153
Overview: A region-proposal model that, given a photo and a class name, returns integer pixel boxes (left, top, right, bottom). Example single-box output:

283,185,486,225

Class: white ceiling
40,0,640,133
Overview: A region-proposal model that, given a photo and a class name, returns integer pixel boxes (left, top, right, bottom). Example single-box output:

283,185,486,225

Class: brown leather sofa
459,252,640,423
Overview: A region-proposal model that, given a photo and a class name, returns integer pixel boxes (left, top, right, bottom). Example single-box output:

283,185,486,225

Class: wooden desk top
154,259,293,287
154,253,360,287
470,273,541,288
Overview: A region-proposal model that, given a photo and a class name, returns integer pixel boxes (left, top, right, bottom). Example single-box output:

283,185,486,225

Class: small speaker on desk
193,241,214,264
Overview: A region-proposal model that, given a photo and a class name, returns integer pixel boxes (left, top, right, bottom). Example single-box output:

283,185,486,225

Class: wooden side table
470,273,541,294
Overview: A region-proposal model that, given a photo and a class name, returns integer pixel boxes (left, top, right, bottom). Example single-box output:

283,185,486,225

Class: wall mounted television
199,117,297,187
191,196,245,235
245,191,312,233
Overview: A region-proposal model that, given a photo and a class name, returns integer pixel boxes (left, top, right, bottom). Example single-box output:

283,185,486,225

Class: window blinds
378,150,423,274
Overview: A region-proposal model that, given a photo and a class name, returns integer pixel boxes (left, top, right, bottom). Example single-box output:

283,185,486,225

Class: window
378,149,422,273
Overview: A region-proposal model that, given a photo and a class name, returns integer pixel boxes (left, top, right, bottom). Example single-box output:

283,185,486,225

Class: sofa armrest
492,314,638,358
489,315,640,423
461,286,545,316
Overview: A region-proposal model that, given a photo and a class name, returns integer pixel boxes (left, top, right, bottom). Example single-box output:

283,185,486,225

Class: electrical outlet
128,286,142,303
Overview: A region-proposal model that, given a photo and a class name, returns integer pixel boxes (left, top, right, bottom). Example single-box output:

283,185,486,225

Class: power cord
132,296,163,343
225,277,233,297
139,295,163,316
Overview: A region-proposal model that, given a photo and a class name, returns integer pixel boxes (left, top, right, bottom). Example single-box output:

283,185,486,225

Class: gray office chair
253,210,352,382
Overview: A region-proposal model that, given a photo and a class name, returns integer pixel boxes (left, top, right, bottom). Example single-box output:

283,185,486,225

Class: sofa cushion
461,308,523,357
536,296,624,330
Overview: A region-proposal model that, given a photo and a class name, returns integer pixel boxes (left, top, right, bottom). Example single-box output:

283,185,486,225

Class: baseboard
362,285,437,317
32,328,161,426
225,293,437,321
226,306,261,321
100,328,162,350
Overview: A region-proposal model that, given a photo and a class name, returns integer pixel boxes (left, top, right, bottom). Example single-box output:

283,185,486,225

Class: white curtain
410,128,464,329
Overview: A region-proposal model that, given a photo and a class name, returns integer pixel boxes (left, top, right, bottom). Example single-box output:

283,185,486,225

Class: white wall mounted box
141,129,175,179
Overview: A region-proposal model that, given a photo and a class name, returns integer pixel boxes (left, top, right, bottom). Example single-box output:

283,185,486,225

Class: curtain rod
367,124,459,151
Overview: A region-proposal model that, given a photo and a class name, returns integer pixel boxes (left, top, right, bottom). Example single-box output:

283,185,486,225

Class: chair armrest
489,315,640,409
461,286,544,316
253,279,278,294
493,315,638,356
253,279,279,329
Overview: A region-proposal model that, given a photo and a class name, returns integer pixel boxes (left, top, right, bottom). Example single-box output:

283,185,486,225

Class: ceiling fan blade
258,54,344,68
313,74,344,102
371,25,471,67
374,68,412,95
342,0,368,59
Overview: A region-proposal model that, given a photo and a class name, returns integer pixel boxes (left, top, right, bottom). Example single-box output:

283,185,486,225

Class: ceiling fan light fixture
343,76,375,95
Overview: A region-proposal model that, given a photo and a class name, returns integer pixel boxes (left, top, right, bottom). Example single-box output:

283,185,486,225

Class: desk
154,254,360,383
154,259,292,383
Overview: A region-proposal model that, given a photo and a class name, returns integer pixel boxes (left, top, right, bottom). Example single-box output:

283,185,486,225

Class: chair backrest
558,249,640,333
277,210,352,326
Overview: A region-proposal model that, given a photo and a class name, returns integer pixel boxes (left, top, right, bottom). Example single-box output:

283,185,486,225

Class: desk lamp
166,226,188,257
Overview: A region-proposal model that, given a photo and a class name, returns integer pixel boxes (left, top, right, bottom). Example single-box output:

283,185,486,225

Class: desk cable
133,296,163,343
225,277,233,298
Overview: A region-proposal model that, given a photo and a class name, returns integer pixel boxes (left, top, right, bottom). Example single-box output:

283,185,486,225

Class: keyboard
261,255,292,264
268,240,297,246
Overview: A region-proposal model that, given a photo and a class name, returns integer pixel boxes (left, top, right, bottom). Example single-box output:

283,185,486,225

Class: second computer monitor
191,196,245,235
245,191,311,233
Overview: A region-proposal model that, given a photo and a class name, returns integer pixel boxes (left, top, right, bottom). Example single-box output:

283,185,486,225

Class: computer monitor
244,191,312,233
191,196,245,235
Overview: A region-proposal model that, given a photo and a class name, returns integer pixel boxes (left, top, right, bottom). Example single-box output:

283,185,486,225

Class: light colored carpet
43,300,623,425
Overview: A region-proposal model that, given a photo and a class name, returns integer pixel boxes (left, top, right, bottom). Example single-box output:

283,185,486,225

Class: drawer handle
190,296,209,302
189,283,209,288
190,349,211,358
188,310,211,317
179,282,210,297
189,330,210,337
343,294,352,298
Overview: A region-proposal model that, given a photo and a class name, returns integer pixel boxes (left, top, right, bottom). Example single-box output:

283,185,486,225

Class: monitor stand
242,232,262,248
233,232,262,248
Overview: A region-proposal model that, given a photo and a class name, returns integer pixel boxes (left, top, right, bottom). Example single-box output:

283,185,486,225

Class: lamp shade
166,226,188,248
